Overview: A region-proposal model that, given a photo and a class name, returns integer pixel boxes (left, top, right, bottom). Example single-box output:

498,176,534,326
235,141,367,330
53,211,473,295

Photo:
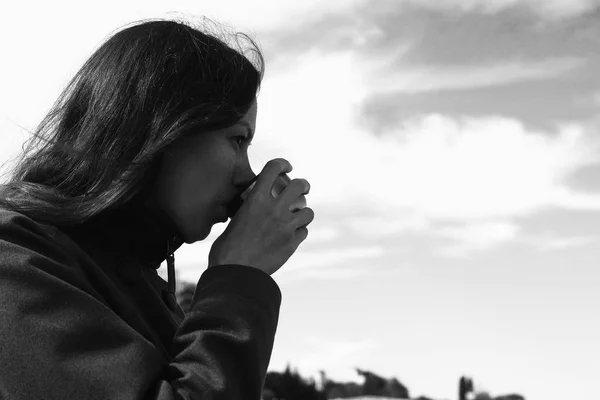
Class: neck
63,197,184,270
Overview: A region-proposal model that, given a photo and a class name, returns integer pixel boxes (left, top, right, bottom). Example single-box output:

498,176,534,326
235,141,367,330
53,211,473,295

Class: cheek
154,158,214,241
166,174,211,227
152,137,234,242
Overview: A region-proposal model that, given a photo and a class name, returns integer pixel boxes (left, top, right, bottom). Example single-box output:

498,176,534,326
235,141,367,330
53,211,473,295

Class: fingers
291,194,307,212
254,158,293,198
291,207,315,230
271,172,292,198
278,178,310,207
253,159,311,225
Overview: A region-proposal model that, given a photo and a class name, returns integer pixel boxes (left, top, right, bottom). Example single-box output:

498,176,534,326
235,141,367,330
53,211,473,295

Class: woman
0,18,313,399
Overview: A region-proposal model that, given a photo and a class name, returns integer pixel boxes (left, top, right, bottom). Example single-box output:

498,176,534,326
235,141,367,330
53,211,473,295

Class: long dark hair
0,17,264,226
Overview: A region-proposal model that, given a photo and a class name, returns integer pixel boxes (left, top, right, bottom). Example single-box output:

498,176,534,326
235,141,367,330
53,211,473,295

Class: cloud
593,91,600,107
549,186,600,211
432,221,521,258
262,0,600,68
249,48,600,258
365,57,585,95
361,72,600,136
406,0,600,19
260,1,599,119
302,222,343,244
342,215,430,239
519,233,598,251
275,245,388,283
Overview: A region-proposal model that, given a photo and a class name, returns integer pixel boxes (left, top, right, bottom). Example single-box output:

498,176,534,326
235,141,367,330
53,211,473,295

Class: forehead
231,101,257,134
242,100,257,124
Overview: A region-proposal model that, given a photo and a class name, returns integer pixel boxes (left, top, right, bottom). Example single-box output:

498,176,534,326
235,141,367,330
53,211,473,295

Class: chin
182,223,213,244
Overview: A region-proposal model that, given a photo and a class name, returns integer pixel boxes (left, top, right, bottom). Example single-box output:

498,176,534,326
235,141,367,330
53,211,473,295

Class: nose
244,169,257,189
235,159,257,192
227,164,257,218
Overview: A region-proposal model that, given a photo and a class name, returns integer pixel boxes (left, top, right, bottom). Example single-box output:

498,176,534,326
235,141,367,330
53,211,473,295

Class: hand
208,158,314,275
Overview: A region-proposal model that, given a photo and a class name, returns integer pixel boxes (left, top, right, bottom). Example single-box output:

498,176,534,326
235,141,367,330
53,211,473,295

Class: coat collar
61,197,184,294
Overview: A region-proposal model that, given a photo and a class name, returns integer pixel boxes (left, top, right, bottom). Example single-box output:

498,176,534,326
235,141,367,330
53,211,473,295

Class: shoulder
0,205,65,246
0,206,78,268
0,206,107,310
0,205,34,227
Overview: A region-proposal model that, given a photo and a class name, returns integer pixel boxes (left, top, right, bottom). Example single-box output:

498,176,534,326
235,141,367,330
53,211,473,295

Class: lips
226,184,255,218
224,176,259,219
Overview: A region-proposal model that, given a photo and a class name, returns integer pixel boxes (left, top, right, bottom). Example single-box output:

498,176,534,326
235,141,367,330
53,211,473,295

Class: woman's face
148,100,258,243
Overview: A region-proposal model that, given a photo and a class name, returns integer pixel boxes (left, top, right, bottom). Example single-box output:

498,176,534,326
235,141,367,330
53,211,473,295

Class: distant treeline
176,281,525,400
261,367,525,400
262,364,410,400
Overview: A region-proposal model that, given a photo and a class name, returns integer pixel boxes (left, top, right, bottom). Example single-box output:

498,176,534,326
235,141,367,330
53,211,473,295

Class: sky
1,1,599,399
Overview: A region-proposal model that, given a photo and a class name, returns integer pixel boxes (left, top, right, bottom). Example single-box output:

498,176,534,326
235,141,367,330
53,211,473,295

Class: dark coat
0,205,281,399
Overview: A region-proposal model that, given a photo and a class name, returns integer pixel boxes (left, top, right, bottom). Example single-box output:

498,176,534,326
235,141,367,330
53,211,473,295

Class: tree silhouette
494,395,525,400
385,377,410,398
461,375,525,400
356,368,387,395
459,376,474,400
261,368,525,400
323,380,363,398
355,368,409,398
263,364,326,400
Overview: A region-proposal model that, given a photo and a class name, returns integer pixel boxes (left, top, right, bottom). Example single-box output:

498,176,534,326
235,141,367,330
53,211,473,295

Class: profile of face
147,100,258,244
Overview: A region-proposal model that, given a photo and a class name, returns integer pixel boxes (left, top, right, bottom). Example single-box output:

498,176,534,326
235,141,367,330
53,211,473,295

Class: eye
234,136,251,148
